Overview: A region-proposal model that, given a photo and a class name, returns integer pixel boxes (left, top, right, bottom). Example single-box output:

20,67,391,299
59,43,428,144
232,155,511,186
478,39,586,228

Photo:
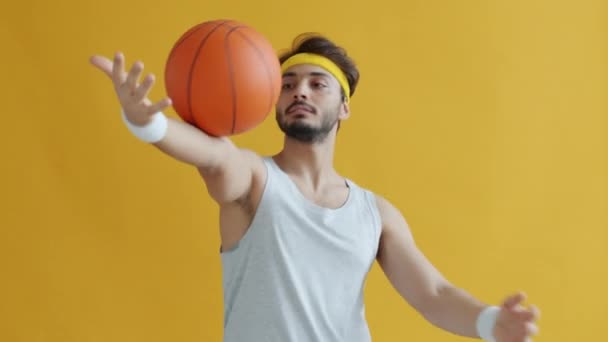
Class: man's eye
313,82,327,88
282,84,293,90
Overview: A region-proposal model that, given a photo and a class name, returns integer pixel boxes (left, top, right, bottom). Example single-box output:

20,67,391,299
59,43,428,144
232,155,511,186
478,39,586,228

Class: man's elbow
412,282,454,321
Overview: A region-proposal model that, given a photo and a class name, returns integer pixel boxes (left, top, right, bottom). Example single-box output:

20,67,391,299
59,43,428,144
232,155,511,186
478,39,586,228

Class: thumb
502,291,526,310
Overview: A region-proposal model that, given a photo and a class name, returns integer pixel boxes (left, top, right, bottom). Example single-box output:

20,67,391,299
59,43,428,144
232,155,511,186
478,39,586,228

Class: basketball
164,20,281,136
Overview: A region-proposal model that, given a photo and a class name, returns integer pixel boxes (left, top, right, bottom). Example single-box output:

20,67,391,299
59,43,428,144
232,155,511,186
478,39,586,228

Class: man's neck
274,133,338,190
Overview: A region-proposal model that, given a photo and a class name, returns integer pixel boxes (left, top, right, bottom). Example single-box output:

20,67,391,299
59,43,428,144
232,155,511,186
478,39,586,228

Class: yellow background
1,0,606,341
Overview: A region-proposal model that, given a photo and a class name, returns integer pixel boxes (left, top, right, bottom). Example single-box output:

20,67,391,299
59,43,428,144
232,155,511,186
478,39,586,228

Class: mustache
286,100,316,114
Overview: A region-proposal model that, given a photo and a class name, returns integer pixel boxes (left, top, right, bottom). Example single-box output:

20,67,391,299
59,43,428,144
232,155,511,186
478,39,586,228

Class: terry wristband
476,306,500,342
121,109,168,143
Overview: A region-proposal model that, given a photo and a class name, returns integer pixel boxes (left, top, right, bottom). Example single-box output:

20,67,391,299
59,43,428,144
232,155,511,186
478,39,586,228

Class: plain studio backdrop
0,0,606,341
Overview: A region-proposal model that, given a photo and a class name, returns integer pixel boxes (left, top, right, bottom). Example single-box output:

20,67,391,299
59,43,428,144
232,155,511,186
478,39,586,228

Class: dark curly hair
279,33,360,101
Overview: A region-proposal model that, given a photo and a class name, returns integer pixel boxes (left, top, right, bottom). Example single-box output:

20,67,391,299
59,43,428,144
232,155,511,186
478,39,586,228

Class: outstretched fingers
89,55,113,77
147,97,173,115
125,60,144,93
91,51,171,118
133,73,156,103
502,292,526,310
112,52,127,88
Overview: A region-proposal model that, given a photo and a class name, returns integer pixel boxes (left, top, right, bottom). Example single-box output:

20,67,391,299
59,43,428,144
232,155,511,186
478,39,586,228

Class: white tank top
220,157,382,342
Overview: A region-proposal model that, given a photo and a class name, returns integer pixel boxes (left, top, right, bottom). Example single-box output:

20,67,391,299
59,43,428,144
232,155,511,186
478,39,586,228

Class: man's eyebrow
309,72,331,79
282,71,331,78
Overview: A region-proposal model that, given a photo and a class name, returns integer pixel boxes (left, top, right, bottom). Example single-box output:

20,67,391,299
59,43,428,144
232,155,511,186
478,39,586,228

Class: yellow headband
281,53,351,103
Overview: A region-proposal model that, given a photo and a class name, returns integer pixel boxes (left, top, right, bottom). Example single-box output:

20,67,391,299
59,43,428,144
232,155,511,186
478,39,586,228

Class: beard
276,109,339,143
276,101,341,143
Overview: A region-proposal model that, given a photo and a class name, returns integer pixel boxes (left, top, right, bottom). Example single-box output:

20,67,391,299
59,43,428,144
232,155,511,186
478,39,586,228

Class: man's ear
339,101,350,120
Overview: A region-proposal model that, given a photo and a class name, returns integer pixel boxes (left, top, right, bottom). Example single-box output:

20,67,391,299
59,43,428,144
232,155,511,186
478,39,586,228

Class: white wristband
476,306,500,342
121,109,168,143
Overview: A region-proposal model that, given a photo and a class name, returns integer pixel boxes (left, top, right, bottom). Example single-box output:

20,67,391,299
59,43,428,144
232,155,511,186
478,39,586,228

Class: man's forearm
419,285,488,338
152,117,229,169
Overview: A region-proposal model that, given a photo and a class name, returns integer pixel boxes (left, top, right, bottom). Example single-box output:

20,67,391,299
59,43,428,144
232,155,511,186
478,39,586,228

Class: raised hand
494,292,540,342
89,52,172,125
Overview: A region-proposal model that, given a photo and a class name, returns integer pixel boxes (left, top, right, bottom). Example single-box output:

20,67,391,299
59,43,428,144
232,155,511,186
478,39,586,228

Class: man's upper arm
375,195,450,312
197,144,263,205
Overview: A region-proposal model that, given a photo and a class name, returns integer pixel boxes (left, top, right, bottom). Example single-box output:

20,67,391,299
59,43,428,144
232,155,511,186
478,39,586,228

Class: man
90,33,540,342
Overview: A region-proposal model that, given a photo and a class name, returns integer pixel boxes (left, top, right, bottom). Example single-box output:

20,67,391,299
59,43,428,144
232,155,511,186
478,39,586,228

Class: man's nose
292,83,310,100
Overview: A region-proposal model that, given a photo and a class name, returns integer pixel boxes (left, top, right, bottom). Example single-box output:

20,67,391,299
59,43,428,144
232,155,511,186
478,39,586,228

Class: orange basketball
164,20,281,136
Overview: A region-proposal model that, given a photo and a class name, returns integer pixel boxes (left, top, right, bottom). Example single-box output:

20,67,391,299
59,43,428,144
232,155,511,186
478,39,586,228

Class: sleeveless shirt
220,157,382,341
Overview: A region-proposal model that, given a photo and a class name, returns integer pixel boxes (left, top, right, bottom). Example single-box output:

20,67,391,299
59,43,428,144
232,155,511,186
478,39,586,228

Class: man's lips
287,103,315,114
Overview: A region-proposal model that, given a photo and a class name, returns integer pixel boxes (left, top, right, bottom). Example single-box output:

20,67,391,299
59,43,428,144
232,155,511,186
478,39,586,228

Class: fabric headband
280,53,351,103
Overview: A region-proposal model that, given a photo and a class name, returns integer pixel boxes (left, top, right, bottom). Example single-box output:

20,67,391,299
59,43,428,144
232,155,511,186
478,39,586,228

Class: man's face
275,64,348,143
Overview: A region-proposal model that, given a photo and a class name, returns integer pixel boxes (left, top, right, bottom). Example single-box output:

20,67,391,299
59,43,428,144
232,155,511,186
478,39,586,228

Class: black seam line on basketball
222,20,240,29
171,23,206,57
187,20,229,127
168,21,222,74
234,28,276,123
225,26,246,134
